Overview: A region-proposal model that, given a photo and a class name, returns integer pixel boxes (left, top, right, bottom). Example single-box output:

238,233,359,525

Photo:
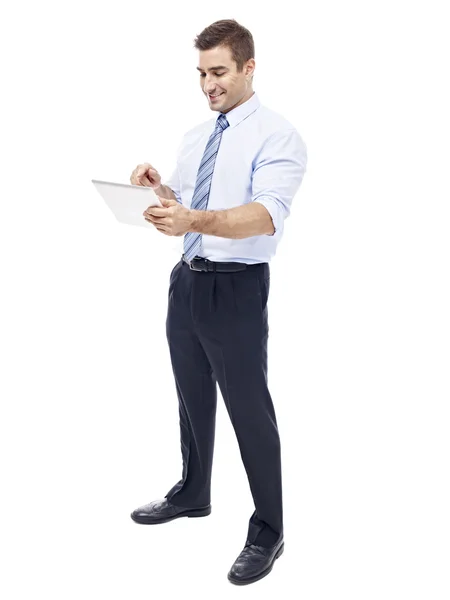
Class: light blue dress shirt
163,91,307,264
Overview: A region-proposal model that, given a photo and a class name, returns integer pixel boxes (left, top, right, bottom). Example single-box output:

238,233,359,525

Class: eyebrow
196,66,229,72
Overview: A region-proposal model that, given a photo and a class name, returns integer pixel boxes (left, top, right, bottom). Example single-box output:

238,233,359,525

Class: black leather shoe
227,538,284,585
130,498,211,524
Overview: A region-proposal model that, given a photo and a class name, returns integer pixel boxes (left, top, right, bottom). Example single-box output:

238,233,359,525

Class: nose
203,75,219,93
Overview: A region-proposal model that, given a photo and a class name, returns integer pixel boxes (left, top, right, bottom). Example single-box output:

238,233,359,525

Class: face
197,45,255,114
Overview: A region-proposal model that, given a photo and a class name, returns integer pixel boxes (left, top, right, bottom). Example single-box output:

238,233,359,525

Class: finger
149,218,167,230
140,175,151,186
144,213,164,222
135,164,150,183
132,168,144,185
145,215,164,223
145,207,164,215
137,164,153,177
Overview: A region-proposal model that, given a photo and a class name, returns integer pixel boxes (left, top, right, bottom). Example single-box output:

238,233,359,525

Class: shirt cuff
160,182,182,204
253,196,285,236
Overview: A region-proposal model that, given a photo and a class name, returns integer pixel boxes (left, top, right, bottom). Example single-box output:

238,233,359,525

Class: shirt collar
218,91,260,129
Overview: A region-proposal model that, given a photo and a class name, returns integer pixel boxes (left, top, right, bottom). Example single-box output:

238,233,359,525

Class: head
194,19,256,114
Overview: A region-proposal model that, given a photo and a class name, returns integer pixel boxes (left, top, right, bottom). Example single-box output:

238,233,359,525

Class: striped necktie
183,113,229,262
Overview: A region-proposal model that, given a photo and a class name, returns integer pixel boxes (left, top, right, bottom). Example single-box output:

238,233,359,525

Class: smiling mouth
209,92,224,99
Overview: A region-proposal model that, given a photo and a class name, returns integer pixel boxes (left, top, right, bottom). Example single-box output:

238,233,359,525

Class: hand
130,162,161,189
144,197,192,237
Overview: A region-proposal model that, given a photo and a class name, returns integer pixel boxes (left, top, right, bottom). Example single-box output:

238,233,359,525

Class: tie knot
216,114,229,131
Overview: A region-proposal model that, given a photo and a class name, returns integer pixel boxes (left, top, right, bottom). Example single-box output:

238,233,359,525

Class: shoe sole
130,505,211,525
227,542,284,586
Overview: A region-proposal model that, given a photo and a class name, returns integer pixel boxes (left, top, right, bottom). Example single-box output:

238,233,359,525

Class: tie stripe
183,114,229,262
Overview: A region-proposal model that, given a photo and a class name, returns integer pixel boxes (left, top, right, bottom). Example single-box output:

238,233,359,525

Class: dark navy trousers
164,256,282,548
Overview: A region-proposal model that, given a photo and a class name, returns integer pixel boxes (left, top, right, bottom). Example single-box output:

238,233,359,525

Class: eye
200,73,224,77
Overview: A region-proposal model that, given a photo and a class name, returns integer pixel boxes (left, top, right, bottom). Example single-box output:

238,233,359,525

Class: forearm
189,202,275,239
154,184,177,201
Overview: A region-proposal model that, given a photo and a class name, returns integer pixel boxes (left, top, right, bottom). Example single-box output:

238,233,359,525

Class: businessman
129,18,307,585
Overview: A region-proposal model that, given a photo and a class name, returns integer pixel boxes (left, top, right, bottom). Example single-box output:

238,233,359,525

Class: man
129,19,307,585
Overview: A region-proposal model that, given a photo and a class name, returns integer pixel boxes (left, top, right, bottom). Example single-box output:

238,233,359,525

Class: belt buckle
189,258,205,271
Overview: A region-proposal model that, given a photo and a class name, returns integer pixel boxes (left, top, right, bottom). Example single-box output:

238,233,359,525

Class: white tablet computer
92,179,163,229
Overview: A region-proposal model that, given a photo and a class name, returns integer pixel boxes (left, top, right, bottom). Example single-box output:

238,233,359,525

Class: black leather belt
182,254,259,272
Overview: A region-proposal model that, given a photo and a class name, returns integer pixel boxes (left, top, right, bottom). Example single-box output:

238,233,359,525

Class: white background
1,1,449,598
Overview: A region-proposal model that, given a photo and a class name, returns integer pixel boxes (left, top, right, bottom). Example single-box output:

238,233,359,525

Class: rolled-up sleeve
252,128,307,236
162,135,185,204
163,164,182,204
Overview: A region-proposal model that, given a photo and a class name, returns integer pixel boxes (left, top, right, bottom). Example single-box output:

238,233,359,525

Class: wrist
188,209,198,232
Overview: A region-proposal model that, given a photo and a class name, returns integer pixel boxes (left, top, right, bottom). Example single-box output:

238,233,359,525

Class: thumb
158,195,177,207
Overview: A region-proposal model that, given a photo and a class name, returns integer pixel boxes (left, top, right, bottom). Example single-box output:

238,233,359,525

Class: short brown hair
193,19,255,74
